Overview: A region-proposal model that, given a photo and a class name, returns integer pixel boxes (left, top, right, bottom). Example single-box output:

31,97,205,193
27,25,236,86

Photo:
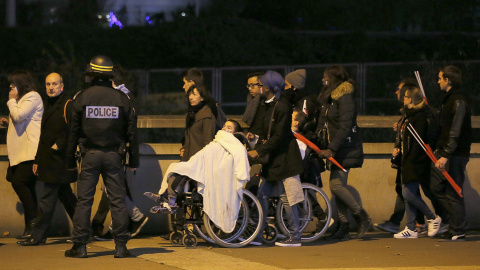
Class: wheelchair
150,180,263,248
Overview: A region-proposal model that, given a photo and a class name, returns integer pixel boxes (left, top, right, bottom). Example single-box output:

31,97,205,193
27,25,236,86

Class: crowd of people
2,57,473,257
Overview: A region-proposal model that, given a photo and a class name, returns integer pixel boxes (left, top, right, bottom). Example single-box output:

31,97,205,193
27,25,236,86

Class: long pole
293,131,347,173
414,71,428,105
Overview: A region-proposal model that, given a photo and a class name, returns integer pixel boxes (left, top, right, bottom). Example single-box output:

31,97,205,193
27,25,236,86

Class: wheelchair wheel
182,233,198,248
203,189,263,248
276,183,331,242
170,231,184,245
193,224,215,244
263,223,278,244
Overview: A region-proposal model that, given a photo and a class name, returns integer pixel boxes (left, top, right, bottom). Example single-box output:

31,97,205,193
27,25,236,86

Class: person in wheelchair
146,120,250,233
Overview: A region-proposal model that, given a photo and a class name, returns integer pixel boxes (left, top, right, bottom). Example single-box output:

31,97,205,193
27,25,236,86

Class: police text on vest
86,106,119,119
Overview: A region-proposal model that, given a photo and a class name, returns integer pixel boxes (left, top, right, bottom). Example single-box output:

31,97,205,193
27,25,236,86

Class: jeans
430,155,469,235
390,168,425,226
402,182,435,231
256,178,301,240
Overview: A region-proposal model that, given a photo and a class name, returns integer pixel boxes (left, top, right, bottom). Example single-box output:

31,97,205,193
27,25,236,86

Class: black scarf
186,101,206,128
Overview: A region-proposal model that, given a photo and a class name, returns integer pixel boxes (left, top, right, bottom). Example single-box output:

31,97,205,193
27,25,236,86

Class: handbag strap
266,101,277,140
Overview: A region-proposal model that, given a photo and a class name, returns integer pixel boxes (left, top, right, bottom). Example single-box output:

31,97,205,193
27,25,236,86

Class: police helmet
86,55,114,77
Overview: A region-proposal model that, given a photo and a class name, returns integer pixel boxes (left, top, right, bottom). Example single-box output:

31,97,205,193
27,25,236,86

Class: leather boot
17,237,46,246
326,222,350,240
354,209,372,238
16,221,35,240
114,243,131,258
65,243,87,258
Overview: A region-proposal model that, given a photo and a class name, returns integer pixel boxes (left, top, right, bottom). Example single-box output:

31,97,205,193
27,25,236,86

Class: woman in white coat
2,70,43,239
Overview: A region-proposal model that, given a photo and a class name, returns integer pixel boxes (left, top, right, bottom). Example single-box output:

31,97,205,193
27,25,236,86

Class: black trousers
430,155,469,235
8,161,38,225
30,182,77,241
71,149,129,244
92,175,135,232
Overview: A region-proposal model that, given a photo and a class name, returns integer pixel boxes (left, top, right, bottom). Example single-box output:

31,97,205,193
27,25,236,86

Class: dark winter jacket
35,92,76,184
183,105,216,161
67,84,139,168
435,88,472,158
255,97,303,182
398,104,430,185
317,81,364,169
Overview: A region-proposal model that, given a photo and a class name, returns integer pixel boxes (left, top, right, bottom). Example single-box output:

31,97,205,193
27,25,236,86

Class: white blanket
159,130,250,233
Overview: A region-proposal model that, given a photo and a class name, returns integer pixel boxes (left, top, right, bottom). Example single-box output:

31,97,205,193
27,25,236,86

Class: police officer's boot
114,242,131,258
65,243,87,258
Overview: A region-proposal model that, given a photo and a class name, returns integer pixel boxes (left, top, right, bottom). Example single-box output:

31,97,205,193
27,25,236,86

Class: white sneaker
394,227,418,239
427,215,442,237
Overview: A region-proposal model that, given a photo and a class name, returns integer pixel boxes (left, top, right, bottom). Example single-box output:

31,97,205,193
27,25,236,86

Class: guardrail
0,115,479,236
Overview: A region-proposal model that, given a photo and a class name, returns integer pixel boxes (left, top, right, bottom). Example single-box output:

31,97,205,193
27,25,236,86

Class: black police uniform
67,82,139,245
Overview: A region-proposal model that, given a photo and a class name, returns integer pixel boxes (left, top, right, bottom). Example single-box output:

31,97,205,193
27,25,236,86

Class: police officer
65,55,139,258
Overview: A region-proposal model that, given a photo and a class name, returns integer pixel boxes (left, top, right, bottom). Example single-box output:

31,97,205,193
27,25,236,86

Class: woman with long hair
3,70,44,239
393,85,442,239
316,65,370,240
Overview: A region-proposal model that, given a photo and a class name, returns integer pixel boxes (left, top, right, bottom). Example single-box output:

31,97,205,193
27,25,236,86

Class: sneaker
150,202,178,214
394,227,418,239
130,216,149,238
275,235,301,247
438,232,466,242
375,221,399,234
416,223,428,236
438,224,449,234
427,215,442,237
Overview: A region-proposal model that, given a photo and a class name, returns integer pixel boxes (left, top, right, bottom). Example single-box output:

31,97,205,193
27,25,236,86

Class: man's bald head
45,72,64,97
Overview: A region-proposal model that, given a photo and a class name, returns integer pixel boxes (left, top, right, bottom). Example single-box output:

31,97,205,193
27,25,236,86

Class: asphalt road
1,231,480,270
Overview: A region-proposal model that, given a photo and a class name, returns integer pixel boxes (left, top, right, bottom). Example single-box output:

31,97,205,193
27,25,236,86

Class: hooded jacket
318,81,364,169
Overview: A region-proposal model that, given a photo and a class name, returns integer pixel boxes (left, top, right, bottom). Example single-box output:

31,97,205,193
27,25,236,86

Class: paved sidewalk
1,232,480,270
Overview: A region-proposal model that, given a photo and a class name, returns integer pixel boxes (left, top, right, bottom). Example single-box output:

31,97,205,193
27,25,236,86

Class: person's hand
435,157,448,170
179,148,185,157
392,148,400,157
248,150,259,159
393,122,398,132
319,149,334,159
246,132,255,141
0,118,8,127
33,164,38,175
127,167,137,172
9,87,18,100
51,143,58,150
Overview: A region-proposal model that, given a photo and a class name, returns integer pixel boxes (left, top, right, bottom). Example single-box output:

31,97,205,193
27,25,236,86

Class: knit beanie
259,70,285,98
285,69,306,89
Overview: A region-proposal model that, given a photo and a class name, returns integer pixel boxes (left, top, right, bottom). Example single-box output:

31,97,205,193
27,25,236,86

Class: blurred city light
108,11,123,29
